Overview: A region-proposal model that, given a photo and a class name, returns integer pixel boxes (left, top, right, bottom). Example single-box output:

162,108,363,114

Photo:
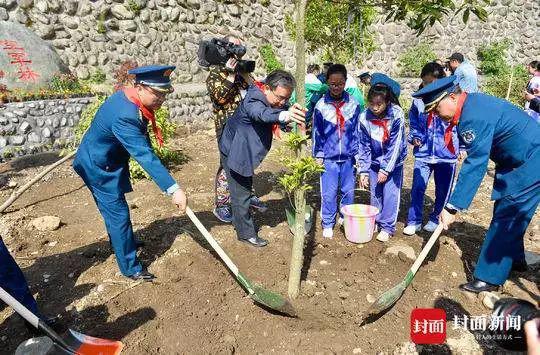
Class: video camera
198,38,255,73
491,298,540,351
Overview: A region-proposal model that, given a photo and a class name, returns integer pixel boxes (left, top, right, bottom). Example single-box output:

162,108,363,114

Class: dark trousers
220,153,257,240
88,187,143,277
474,182,540,285
0,237,40,316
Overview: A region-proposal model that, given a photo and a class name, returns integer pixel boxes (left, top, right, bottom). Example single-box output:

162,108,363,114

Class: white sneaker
376,230,391,242
423,221,438,232
403,224,421,236
337,217,344,226
323,227,334,239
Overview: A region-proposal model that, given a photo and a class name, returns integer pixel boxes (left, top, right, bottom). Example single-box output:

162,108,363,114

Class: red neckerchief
427,111,434,128
371,118,389,143
331,100,346,138
445,92,468,155
254,81,282,138
123,87,163,147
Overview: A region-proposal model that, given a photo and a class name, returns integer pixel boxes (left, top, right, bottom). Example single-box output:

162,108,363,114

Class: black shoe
511,260,528,273
128,270,155,281
238,236,268,247
459,279,499,293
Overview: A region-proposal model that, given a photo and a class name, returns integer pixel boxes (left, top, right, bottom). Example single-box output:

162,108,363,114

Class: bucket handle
340,188,381,211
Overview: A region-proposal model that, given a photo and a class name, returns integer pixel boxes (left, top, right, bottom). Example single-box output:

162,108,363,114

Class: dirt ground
0,126,538,354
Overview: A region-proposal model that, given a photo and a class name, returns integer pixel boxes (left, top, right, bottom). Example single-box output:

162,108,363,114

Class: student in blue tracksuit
356,73,407,242
404,62,462,235
413,75,540,293
312,64,362,238
73,65,188,281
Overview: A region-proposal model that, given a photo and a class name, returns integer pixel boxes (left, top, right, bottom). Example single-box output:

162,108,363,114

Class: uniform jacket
73,91,176,196
408,98,459,163
356,103,407,174
312,91,361,161
219,84,286,177
448,93,540,209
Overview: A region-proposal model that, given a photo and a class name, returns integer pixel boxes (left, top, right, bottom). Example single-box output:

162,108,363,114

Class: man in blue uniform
73,65,188,281
413,75,540,293
219,70,305,247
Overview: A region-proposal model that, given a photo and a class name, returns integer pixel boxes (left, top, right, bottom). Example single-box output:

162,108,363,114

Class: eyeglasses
270,90,290,103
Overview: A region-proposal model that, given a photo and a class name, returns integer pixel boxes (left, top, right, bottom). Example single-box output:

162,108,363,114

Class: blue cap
412,75,458,112
371,72,401,99
128,65,176,93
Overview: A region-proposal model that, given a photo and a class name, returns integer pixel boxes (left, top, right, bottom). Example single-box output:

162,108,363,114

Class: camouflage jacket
206,66,249,138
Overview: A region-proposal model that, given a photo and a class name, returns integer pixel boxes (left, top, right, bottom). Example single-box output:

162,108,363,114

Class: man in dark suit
219,70,305,247
73,65,188,281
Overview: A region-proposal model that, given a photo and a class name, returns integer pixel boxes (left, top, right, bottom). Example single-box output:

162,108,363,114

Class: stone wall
0,0,295,84
0,97,92,160
364,0,540,76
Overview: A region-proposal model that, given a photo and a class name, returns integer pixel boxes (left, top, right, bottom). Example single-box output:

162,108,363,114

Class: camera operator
206,36,267,223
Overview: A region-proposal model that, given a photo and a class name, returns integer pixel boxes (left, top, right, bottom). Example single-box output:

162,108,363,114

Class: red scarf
427,111,434,128
371,119,389,143
445,92,468,155
331,100,346,138
254,81,282,138
123,87,163,147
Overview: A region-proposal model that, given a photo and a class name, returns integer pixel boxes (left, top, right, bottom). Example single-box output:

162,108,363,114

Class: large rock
0,22,69,90
30,216,61,231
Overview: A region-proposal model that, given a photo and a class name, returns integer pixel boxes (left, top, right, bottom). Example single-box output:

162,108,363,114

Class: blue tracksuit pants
320,158,355,228
474,182,540,285
407,160,456,225
89,187,143,277
0,237,40,316
368,164,404,235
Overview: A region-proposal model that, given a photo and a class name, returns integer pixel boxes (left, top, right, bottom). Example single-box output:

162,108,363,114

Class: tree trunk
0,151,76,213
288,0,308,300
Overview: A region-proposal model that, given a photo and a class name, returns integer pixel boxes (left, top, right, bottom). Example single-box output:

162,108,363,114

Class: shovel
360,224,444,323
0,286,123,354
186,207,296,317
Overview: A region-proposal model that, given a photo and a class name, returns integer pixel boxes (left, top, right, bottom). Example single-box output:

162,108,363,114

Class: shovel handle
0,286,75,353
409,224,445,276
0,286,39,328
186,207,241,278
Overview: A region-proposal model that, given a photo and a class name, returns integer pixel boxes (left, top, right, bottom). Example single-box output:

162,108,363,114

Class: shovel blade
16,330,123,355
250,285,296,317
360,281,406,323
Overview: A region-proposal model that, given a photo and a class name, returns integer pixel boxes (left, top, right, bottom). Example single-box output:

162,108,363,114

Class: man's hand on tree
285,103,306,125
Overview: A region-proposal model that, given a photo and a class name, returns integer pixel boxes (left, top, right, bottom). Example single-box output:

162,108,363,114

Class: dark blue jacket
219,85,286,177
448,93,540,209
73,91,177,195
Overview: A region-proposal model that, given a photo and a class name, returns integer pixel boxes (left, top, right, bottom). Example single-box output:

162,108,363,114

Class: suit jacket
219,85,285,177
448,93,540,210
73,91,176,196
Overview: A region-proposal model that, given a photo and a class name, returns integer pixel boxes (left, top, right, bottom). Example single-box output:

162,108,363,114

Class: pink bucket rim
340,204,379,218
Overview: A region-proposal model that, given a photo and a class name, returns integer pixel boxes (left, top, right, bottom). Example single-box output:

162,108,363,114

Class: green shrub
477,40,510,76
87,69,107,84
482,66,529,106
477,40,529,106
258,44,284,73
127,0,142,15
397,42,437,77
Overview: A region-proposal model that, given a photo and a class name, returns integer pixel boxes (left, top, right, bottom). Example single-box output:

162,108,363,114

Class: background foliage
397,42,438,77
477,40,529,106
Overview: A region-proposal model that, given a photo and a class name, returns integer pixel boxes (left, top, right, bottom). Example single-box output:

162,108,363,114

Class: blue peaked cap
412,75,458,112
371,72,401,98
128,65,176,92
